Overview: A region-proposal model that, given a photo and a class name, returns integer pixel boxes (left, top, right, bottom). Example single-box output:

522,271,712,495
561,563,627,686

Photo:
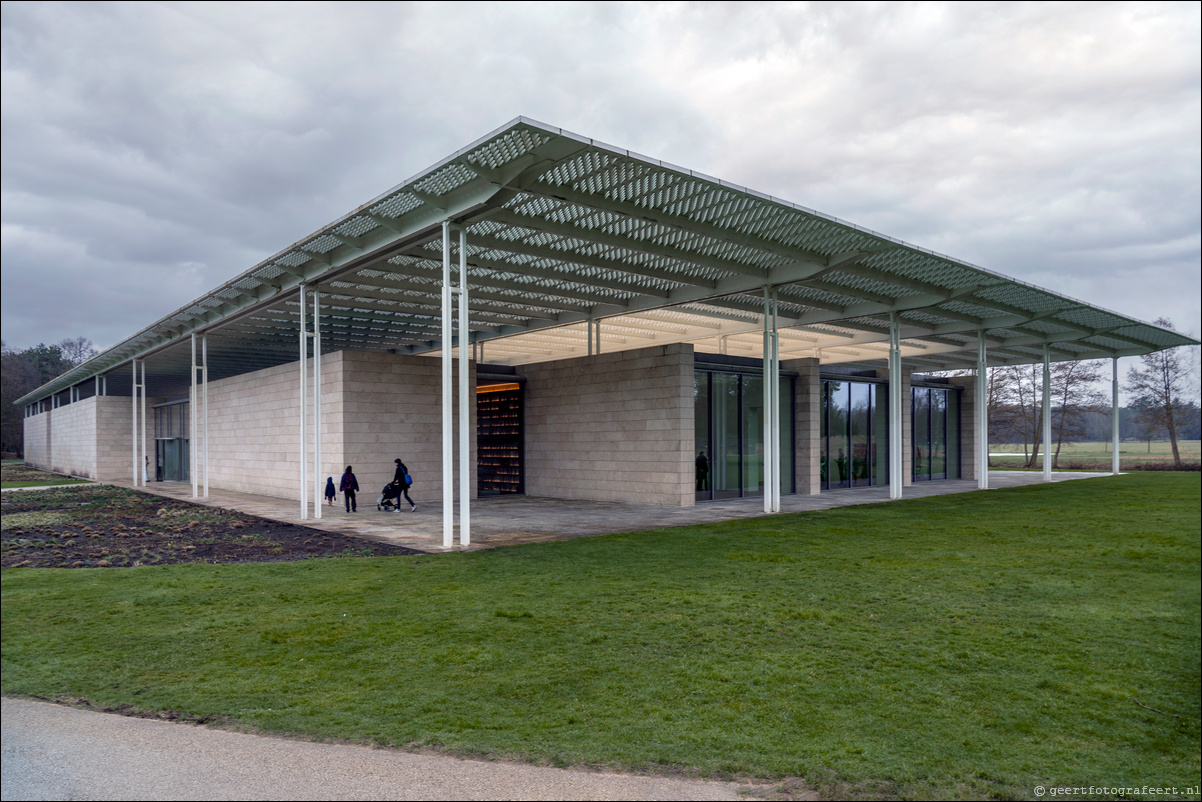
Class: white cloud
2,0,1198,352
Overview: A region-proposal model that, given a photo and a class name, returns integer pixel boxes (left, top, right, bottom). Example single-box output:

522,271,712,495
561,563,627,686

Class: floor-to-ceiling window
153,400,189,482
911,384,961,482
695,367,794,503
820,378,887,491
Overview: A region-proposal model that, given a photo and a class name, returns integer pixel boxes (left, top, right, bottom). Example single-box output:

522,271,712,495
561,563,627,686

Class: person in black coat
392,458,415,512
339,466,359,513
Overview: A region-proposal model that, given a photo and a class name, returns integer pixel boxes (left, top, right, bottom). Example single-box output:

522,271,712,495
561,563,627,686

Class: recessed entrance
153,399,189,482
477,382,524,496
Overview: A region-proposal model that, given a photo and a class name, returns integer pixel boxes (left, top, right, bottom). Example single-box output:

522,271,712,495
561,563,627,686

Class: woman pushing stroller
390,458,415,512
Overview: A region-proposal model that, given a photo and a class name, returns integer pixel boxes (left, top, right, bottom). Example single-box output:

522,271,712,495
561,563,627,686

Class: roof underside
19,117,1198,404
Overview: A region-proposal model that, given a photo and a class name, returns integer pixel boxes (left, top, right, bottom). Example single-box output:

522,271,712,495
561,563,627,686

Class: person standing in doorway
393,458,415,512
340,466,359,513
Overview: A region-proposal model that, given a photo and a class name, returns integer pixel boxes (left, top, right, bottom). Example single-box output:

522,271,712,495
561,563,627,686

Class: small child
324,476,337,506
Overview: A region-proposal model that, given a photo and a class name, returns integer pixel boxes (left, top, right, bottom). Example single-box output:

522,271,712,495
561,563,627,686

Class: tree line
1,337,98,456
986,319,1199,469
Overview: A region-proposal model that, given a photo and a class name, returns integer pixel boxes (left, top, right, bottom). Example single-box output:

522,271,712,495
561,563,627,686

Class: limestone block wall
784,358,821,495
48,397,98,478
22,394,153,481
22,412,50,471
336,350,475,506
948,375,979,481
521,343,694,506
95,395,149,481
202,354,346,500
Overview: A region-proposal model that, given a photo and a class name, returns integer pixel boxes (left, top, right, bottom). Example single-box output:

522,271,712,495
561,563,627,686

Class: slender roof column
191,334,198,498
313,290,322,521
978,331,989,490
202,334,209,498
459,227,471,547
442,222,454,549
1112,357,1120,475
299,283,308,520
132,360,138,485
889,315,903,499
1042,345,1052,482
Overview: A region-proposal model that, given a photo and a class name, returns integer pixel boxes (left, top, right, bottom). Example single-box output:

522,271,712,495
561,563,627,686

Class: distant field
989,440,1201,470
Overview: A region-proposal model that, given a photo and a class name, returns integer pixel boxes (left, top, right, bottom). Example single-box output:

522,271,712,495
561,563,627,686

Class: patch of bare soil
2,484,421,568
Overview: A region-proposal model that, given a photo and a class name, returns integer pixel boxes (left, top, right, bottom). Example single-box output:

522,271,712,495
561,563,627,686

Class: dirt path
1,698,774,801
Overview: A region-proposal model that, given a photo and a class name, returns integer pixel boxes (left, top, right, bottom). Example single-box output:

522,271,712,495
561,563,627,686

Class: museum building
17,118,1195,547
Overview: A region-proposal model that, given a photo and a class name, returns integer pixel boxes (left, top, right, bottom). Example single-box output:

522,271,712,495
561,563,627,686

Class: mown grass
1,461,94,489
3,474,1199,800
988,440,1201,471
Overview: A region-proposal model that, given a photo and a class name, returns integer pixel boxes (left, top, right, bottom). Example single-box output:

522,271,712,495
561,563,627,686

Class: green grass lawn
3,474,1199,800
1,461,94,489
989,440,1201,471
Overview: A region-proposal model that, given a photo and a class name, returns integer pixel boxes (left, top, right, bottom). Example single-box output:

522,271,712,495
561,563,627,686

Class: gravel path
1,697,752,801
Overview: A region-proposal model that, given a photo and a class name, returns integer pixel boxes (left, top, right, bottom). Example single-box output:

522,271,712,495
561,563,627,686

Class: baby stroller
377,482,402,511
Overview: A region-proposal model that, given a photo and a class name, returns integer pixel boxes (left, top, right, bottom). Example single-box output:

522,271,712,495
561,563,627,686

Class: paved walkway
98,470,1114,553
0,698,755,801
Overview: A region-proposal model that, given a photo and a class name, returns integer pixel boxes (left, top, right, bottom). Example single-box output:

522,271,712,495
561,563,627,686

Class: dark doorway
477,383,524,496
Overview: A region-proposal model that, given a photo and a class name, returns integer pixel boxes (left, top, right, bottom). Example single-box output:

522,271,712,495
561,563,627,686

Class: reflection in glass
713,372,741,500
913,388,930,481
694,373,711,502
743,375,764,495
932,390,947,480
695,369,795,500
829,382,850,488
850,382,870,487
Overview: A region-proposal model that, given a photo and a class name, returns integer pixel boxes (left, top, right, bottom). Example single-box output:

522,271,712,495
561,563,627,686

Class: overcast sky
3,2,1199,370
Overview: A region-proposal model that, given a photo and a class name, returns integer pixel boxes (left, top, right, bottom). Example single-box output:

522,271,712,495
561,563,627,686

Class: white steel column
587,319,594,356
1042,345,1052,482
298,284,308,520
1111,357,1120,475
202,334,209,498
131,360,138,485
191,334,198,498
977,332,989,490
762,288,781,513
313,290,322,520
140,361,147,486
458,229,471,547
441,222,454,549
772,291,781,511
888,315,903,499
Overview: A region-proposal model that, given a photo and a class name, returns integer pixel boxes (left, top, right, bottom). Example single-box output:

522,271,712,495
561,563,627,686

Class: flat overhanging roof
17,116,1199,405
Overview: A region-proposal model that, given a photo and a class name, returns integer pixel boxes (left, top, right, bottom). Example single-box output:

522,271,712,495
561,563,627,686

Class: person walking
339,466,359,513
393,458,415,512
324,477,337,507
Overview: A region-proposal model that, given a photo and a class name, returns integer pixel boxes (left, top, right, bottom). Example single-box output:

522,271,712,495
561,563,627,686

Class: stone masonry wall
202,353,345,501
784,357,821,495
336,350,475,508
520,343,694,507
948,375,979,481
22,394,154,481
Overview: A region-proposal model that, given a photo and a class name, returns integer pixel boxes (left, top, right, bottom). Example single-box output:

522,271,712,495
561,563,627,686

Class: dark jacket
339,472,359,493
393,462,410,489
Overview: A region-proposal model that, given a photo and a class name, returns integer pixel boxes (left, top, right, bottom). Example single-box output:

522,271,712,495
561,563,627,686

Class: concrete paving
1,698,752,801
99,470,1115,553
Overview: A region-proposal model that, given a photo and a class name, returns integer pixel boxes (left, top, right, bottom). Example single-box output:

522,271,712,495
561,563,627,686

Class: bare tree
1124,318,1199,469
989,359,1108,468
1050,360,1106,467
56,336,98,366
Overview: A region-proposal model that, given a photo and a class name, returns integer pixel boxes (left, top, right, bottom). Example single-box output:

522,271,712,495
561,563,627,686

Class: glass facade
153,401,189,482
694,369,794,502
911,385,960,481
821,379,888,490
